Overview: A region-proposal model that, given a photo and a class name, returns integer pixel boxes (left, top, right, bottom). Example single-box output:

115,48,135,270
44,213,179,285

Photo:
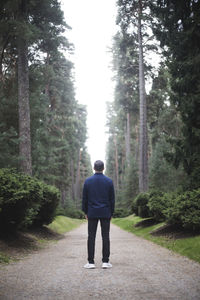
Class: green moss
112,215,200,264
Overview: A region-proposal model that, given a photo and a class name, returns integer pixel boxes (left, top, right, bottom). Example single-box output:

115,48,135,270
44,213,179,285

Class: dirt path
0,223,200,300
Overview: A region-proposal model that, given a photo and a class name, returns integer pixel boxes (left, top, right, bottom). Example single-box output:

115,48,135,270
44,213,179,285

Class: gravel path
0,223,200,300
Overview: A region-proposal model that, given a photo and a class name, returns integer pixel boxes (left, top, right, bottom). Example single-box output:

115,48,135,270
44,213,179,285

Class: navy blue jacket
82,173,115,218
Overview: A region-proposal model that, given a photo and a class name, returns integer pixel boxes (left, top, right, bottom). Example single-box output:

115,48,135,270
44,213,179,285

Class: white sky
62,0,117,165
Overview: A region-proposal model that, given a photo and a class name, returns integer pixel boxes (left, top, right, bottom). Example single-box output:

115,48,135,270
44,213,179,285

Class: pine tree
147,66,187,191
116,0,156,192
0,0,92,210
138,0,148,192
0,0,68,175
152,0,200,188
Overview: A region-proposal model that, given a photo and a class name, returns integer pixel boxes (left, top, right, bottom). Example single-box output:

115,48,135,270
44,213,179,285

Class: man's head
94,160,104,172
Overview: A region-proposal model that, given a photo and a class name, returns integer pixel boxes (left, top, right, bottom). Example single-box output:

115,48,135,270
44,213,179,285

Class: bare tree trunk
125,111,131,167
61,189,66,207
18,36,32,175
114,135,119,190
74,149,81,207
45,52,50,96
138,0,148,192
70,159,75,201
135,123,139,163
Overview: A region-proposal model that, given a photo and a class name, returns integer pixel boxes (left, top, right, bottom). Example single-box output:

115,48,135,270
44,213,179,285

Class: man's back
82,173,115,218
82,160,115,269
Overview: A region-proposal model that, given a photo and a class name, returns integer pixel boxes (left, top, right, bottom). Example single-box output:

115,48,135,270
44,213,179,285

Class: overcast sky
62,0,117,165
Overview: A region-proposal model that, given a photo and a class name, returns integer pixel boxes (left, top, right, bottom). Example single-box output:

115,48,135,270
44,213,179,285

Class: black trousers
87,218,111,264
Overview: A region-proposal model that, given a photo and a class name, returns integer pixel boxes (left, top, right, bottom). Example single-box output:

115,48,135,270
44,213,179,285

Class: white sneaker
84,263,95,269
102,262,112,269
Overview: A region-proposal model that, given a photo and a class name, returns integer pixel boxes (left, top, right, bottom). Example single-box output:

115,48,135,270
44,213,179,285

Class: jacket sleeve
110,181,115,216
82,181,88,214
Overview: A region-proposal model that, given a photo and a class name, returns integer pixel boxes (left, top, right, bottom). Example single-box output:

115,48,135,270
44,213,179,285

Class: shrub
56,205,66,216
0,169,41,230
112,208,130,218
0,168,60,231
64,207,85,219
32,184,60,226
164,189,200,230
56,205,85,220
132,192,150,218
147,190,166,221
131,197,138,215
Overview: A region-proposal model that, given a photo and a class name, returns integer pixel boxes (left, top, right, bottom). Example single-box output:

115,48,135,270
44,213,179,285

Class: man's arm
82,182,88,217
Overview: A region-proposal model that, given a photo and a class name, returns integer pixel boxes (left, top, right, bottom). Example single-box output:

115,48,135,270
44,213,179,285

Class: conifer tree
0,0,92,209
0,0,68,175
116,0,155,192
152,0,200,188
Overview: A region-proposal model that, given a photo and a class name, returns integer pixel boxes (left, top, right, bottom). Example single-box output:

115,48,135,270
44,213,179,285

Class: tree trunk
114,135,119,190
45,52,50,97
61,189,67,208
18,36,32,175
74,149,81,206
70,159,75,201
125,111,131,167
138,0,148,192
135,123,139,163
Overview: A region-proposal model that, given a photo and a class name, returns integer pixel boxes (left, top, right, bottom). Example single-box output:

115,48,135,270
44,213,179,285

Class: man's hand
85,215,88,220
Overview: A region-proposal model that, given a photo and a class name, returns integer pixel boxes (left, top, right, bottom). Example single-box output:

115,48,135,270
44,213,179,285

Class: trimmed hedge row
132,188,200,230
0,168,60,231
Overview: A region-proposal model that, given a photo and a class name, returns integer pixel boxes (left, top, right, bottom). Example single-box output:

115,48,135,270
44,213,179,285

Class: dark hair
94,160,104,171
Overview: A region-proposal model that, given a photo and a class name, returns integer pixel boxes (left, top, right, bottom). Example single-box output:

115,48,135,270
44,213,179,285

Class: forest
105,0,200,229
0,0,92,230
0,0,200,231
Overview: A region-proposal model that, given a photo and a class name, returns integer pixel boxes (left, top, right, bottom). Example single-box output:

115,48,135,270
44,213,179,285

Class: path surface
0,223,200,300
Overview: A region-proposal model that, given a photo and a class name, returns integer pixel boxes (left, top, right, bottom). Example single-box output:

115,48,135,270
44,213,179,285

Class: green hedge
32,183,60,226
132,192,150,218
132,188,200,230
147,190,166,222
113,208,130,218
164,189,200,230
0,168,60,231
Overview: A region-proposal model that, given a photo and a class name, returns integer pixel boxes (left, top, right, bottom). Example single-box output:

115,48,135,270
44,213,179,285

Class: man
82,160,115,269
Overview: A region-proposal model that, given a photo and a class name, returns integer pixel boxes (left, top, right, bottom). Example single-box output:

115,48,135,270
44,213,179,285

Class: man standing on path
82,160,115,269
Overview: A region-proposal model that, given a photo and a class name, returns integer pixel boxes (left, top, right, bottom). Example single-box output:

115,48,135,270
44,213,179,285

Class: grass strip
0,252,10,264
0,216,84,264
112,215,200,264
47,215,84,234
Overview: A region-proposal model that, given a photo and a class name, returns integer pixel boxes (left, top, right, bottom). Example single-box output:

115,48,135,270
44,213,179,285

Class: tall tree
0,0,68,175
0,0,92,210
138,0,148,192
147,66,187,191
116,0,156,192
152,0,200,188
17,0,32,174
